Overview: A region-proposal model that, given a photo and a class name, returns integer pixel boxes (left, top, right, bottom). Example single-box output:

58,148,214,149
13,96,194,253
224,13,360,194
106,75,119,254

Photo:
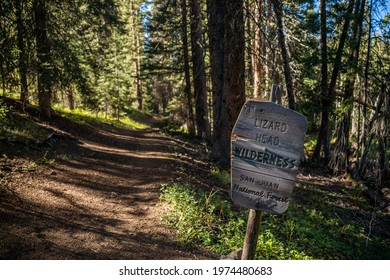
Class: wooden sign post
231,99,307,259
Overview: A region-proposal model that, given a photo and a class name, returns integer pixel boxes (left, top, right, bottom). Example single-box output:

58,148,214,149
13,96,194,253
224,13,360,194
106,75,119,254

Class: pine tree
270,0,295,110
34,0,51,120
208,0,246,166
180,0,196,136
190,0,210,141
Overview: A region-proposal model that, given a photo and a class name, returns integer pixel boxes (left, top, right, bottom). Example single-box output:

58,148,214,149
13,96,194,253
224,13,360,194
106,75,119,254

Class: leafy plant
0,102,9,119
160,182,309,259
210,169,231,187
160,181,390,260
0,104,46,144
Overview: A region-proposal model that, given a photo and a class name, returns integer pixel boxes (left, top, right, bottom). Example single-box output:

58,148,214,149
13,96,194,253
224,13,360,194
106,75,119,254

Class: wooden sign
231,100,307,214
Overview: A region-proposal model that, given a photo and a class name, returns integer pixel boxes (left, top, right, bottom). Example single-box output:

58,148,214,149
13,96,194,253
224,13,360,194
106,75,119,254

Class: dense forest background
0,0,389,188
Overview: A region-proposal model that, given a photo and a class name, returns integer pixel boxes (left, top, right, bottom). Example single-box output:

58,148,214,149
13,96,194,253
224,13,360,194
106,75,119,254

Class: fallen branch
352,179,390,212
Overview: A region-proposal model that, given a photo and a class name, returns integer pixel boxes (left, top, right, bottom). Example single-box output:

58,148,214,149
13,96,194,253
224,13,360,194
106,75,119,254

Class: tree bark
379,72,389,185
251,0,265,98
328,0,355,102
225,0,246,130
360,0,372,156
34,0,51,120
207,0,227,163
133,3,143,111
190,0,210,142
16,0,29,106
135,31,142,111
271,0,295,110
359,70,389,183
181,0,196,137
68,88,75,110
312,0,330,162
313,0,355,163
207,0,246,166
340,0,366,170
359,90,385,173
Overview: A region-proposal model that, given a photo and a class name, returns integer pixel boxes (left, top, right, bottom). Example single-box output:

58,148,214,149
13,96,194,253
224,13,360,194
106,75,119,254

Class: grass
1,102,151,145
54,106,150,130
160,180,390,260
1,97,152,144
0,102,47,144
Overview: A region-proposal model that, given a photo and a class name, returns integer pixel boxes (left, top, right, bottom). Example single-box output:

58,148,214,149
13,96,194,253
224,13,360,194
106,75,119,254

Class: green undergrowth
160,181,390,259
0,102,47,144
1,101,150,145
210,168,231,187
152,117,192,140
55,107,149,130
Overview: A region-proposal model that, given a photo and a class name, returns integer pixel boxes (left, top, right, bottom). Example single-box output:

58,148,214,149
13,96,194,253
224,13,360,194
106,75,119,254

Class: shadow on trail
0,114,216,260
0,199,205,259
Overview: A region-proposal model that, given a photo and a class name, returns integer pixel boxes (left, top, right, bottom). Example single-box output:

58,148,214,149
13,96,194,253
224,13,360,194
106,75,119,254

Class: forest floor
0,100,218,259
1,98,389,259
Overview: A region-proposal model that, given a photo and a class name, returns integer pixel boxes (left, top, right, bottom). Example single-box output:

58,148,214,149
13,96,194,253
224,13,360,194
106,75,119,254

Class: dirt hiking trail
0,114,217,259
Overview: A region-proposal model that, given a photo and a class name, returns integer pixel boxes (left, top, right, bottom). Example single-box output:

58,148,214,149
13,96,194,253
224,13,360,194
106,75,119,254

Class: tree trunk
0,55,5,95
190,0,210,142
328,0,355,102
359,70,390,183
133,4,143,111
379,72,389,185
34,0,51,120
207,0,227,163
207,0,246,166
225,0,246,129
313,0,355,164
68,88,75,110
361,0,372,156
251,0,265,98
359,91,385,173
135,32,142,111
312,0,330,162
16,0,29,106
271,0,295,110
340,0,365,170
180,0,196,137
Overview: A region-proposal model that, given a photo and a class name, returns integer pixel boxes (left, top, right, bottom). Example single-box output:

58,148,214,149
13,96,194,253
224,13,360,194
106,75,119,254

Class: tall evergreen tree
15,0,29,105
208,0,246,166
313,0,355,164
339,0,366,170
271,0,295,110
34,0,51,120
312,0,330,162
180,0,196,136
250,0,265,98
190,0,210,141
